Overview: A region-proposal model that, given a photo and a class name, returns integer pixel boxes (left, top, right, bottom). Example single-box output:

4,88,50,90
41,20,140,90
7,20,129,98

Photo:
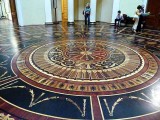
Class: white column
45,0,53,24
111,0,120,23
68,0,74,24
90,0,97,23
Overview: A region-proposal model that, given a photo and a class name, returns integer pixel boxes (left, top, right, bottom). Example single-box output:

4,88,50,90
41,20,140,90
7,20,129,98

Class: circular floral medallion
12,40,159,95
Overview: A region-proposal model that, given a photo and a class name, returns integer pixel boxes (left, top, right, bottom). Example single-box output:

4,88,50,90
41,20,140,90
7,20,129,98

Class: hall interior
0,0,160,120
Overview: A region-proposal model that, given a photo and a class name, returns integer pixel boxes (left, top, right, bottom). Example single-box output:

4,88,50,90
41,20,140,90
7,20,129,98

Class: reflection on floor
0,20,160,120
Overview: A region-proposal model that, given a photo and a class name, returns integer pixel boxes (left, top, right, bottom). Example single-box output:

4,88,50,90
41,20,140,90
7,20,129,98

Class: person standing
136,5,150,32
132,5,142,33
83,3,91,25
136,5,144,32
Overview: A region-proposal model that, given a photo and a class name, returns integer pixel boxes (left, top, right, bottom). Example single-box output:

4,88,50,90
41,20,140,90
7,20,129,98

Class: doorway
62,0,68,21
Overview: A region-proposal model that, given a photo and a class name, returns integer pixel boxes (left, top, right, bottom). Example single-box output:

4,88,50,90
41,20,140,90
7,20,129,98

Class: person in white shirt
114,10,123,29
132,5,143,33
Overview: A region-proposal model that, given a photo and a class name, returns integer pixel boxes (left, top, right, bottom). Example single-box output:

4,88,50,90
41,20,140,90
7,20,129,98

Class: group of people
83,3,150,32
114,5,150,32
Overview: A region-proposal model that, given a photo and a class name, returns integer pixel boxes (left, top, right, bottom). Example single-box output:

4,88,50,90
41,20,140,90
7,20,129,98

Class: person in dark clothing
136,5,144,32
136,5,150,32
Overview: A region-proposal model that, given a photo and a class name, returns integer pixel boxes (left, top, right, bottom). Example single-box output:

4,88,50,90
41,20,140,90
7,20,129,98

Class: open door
62,0,68,21
9,0,18,25
146,0,160,29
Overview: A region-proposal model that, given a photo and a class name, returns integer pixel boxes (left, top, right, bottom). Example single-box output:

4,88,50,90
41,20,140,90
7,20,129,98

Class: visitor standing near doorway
83,3,91,25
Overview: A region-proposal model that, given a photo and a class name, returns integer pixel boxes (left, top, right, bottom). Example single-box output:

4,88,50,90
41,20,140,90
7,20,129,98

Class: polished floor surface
0,20,160,120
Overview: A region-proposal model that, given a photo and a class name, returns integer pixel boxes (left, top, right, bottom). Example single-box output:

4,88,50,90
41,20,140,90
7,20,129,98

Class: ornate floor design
0,20,160,120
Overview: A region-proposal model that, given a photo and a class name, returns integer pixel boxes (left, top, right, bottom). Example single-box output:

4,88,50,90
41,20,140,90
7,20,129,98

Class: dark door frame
9,0,18,25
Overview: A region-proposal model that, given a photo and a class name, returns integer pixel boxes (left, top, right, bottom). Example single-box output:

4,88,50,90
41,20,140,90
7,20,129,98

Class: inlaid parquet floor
0,20,160,120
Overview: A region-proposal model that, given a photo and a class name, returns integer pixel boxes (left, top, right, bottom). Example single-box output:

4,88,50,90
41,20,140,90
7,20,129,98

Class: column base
90,22,96,25
68,22,74,25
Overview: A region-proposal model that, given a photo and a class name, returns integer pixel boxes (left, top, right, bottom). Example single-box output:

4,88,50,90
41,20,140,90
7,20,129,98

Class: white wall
96,0,102,21
16,0,46,26
100,0,113,22
74,0,90,20
15,0,24,26
44,0,62,23
74,0,113,23
77,0,85,20
45,0,53,23
119,0,143,17
21,0,46,25
74,0,78,20
15,0,148,26
55,0,62,21
14,0,114,25
111,0,120,23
